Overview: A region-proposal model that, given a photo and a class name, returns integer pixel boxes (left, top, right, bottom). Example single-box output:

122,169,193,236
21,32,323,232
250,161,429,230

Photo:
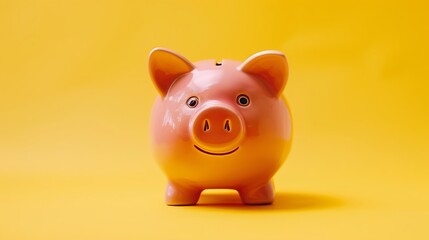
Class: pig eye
237,94,250,107
186,96,199,108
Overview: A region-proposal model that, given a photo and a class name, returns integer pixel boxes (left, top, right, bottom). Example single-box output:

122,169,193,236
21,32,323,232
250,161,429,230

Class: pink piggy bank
149,48,292,205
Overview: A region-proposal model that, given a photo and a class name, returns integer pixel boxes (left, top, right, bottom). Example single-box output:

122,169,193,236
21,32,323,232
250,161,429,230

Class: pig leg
165,181,201,206
239,181,274,205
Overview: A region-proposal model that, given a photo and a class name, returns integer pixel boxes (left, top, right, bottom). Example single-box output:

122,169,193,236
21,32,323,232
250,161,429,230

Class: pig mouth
194,145,239,156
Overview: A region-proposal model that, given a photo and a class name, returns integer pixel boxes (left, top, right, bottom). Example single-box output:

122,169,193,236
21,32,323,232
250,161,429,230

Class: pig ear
149,48,195,96
238,50,288,98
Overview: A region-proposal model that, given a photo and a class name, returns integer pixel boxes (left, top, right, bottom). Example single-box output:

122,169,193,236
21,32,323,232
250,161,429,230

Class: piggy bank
149,48,292,205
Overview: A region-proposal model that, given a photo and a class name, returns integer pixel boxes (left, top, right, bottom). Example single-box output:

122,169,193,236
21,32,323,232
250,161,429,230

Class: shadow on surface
196,191,344,211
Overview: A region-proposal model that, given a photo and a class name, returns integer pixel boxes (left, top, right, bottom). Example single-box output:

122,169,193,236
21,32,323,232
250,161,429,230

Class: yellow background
1,0,428,239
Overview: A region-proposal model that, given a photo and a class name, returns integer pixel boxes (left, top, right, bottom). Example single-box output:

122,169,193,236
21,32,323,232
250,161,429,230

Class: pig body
149,48,292,205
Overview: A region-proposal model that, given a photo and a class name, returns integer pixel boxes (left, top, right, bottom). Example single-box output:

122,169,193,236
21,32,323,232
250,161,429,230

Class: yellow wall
1,0,428,239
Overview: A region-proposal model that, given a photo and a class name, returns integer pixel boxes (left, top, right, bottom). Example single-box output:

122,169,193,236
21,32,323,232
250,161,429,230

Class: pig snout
190,102,245,154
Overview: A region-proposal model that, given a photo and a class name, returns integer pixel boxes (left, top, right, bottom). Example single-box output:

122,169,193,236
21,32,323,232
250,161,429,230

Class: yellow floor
1,166,428,239
1,0,428,239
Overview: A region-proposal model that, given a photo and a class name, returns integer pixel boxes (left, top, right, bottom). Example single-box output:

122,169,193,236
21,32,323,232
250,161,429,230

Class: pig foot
165,182,201,206
239,181,274,205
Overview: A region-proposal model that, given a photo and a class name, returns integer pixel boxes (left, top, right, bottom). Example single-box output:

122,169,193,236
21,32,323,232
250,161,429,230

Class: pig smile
194,145,239,156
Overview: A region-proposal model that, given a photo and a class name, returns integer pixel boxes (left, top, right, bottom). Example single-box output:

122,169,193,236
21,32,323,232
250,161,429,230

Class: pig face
149,48,292,204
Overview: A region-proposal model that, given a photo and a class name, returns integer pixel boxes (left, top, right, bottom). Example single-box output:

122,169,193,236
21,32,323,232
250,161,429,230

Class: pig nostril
203,120,210,132
224,119,231,132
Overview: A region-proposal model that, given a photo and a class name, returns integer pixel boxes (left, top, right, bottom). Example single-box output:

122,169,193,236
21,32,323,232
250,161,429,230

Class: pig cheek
152,103,194,158
239,100,287,148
